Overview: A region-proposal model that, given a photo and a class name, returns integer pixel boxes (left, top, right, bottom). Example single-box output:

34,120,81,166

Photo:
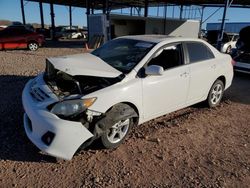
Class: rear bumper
22,77,94,160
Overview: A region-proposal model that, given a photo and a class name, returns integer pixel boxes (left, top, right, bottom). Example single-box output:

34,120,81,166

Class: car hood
47,53,122,78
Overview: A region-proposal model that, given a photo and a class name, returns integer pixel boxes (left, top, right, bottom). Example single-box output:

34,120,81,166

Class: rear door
184,42,217,104
142,43,190,120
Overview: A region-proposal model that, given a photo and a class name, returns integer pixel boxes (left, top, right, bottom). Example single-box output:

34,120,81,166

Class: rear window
186,42,215,63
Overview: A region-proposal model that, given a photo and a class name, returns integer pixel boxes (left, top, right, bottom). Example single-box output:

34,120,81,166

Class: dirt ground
0,44,249,188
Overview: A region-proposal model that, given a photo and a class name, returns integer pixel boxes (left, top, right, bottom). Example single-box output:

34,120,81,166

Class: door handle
180,72,189,77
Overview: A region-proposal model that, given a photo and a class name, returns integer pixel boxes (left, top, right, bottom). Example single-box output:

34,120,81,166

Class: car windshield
92,38,155,73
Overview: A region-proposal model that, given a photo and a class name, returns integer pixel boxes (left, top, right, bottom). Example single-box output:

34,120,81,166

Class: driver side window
148,44,183,70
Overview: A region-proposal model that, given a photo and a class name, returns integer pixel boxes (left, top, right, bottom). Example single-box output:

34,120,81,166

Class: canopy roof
27,0,250,9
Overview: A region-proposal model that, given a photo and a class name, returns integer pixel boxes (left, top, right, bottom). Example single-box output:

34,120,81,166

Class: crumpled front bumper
22,75,94,160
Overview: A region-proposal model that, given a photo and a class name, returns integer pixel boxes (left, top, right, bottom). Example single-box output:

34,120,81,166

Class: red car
0,27,45,51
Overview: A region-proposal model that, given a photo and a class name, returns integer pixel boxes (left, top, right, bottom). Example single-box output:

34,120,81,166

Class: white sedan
221,33,239,54
22,35,234,160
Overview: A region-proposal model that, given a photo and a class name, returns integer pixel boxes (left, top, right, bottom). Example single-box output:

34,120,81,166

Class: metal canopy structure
27,0,250,8
22,0,250,48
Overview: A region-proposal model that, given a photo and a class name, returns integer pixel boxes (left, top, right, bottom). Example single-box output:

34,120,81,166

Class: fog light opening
41,131,55,146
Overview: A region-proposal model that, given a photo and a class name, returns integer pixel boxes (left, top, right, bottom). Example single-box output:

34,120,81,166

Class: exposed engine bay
44,60,125,99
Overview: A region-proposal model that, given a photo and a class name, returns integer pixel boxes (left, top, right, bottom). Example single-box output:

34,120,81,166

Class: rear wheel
28,42,39,51
206,80,224,108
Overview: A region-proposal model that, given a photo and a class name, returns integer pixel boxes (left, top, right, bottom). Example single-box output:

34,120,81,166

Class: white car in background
22,35,234,160
206,30,239,54
221,33,239,54
70,31,86,39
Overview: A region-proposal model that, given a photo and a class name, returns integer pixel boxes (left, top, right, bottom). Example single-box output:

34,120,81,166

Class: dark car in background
233,53,250,74
232,26,250,74
0,27,45,51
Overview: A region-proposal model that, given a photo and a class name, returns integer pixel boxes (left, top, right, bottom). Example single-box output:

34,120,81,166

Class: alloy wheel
29,43,38,51
106,119,130,144
210,83,223,105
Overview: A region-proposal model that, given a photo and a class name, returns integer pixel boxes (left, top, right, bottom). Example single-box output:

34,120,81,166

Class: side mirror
145,65,164,76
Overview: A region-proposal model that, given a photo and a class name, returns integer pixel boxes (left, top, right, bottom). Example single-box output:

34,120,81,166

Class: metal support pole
199,6,205,38
130,6,133,16
172,6,175,18
20,0,26,25
188,6,191,19
39,0,44,29
86,0,90,42
163,4,167,34
50,2,56,40
102,0,106,14
194,7,197,19
144,0,148,17
69,6,72,29
106,0,111,41
91,2,94,14
179,5,183,19
137,8,142,16
157,5,159,17
217,0,230,50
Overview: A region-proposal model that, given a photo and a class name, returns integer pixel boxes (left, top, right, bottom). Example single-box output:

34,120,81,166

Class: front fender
84,78,143,123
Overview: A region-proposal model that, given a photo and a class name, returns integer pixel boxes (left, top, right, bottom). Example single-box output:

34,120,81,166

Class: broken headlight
51,98,97,117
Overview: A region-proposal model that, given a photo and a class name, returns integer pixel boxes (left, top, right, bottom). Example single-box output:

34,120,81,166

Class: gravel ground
0,45,249,187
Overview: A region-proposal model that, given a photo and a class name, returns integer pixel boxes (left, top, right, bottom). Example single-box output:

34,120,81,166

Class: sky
1,0,250,29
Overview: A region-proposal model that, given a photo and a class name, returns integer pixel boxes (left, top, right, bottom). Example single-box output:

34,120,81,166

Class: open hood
47,53,122,78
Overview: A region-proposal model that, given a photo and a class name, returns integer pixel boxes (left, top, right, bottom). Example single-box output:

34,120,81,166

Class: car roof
118,35,203,44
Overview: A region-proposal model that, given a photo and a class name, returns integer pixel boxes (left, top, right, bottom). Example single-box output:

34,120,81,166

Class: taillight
231,59,236,66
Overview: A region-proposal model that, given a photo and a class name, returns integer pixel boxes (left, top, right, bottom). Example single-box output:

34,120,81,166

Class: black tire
28,42,39,51
98,104,138,149
206,80,224,108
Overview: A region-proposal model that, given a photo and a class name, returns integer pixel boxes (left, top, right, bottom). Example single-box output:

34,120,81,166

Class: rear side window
186,42,214,63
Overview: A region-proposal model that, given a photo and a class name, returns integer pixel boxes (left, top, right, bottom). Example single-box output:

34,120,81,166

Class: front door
142,43,190,120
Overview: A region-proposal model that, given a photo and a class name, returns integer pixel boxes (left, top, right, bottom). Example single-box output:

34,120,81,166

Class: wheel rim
106,119,130,144
210,83,223,105
29,43,38,51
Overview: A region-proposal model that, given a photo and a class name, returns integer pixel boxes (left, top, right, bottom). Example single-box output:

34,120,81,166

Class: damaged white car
22,35,233,160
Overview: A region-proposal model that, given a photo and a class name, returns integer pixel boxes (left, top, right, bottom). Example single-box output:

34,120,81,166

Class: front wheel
206,80,224,108
28,42,39,51
101,118,132,149
98,104,138,149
